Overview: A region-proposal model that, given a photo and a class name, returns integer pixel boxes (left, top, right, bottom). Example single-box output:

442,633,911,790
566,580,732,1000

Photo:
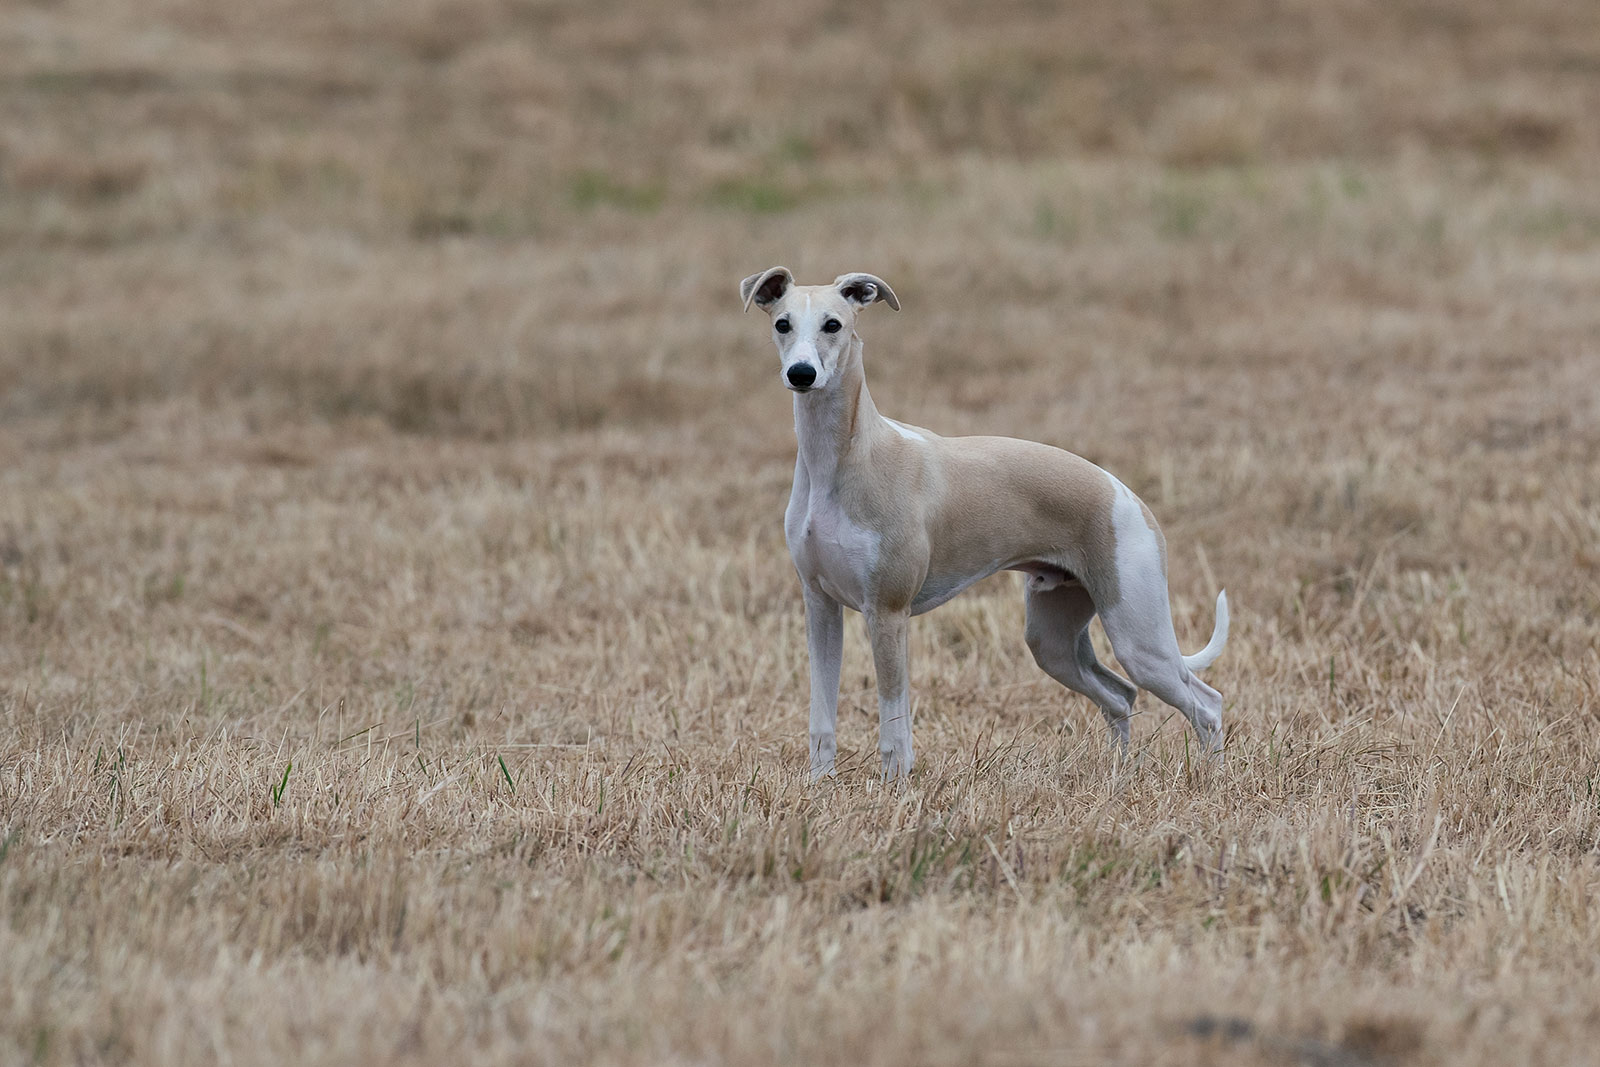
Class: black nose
786,363,817,389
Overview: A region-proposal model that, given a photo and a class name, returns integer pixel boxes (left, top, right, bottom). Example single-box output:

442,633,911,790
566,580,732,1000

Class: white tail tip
1182,589,1230,672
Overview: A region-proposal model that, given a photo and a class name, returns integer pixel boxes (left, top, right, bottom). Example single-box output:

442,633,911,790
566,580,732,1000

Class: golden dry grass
3,0,1600,1063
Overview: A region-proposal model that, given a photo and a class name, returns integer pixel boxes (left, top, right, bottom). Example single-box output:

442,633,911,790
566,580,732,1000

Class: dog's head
739,268,899,393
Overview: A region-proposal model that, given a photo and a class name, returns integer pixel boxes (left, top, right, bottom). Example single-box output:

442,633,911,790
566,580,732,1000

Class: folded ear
740,266,794,312
834,272,900,311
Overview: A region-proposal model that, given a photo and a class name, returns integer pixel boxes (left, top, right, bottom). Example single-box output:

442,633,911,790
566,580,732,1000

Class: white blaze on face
787,293,822,385
792,293,819,377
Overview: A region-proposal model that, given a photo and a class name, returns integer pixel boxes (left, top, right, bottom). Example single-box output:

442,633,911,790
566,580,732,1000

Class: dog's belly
909,569,986,615
910,560,1079,616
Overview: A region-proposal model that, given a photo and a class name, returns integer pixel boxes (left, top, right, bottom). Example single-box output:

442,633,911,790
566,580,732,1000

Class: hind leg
1098,589,1224,753
1024,584,1138,747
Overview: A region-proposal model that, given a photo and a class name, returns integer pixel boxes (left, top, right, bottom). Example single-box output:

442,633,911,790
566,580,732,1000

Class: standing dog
741,267,1229,780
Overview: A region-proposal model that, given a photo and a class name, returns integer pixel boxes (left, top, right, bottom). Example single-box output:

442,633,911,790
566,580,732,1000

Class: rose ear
739,267,794,312
834,272,900,311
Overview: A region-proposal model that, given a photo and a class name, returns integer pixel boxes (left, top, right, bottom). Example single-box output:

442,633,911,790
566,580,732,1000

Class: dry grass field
3,0,1600,1063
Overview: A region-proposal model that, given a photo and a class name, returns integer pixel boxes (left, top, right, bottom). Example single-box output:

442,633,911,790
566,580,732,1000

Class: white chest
785,491,878,612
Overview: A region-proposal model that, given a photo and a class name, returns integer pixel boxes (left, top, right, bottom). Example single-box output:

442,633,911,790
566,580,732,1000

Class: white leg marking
803,587,843,780
1101,479,1224,753
866,609,914,780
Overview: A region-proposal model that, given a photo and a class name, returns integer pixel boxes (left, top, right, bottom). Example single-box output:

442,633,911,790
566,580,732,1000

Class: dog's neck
792,334,878,488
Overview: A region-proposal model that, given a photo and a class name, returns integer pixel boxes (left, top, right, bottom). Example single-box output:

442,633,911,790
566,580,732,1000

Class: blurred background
6,0,1597,673
4,0,1598,440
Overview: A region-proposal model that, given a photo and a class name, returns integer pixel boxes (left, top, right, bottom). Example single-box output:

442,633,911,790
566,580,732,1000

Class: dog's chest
785,493,878,611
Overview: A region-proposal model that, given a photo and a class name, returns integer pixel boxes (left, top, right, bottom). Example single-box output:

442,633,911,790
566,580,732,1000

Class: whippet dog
740,267,1230,781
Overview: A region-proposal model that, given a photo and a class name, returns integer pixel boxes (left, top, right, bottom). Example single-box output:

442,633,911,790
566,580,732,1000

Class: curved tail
1181,590,1230,672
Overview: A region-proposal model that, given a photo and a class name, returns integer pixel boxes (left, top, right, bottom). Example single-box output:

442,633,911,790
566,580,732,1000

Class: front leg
803,587,843,781
865,608,914,780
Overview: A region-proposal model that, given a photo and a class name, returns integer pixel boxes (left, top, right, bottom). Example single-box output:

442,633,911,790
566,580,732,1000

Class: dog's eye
822,318,842,334
775,319,791,334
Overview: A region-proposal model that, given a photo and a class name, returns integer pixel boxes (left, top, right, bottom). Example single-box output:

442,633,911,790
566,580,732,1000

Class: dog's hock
740,266,794,312
834,273,901,311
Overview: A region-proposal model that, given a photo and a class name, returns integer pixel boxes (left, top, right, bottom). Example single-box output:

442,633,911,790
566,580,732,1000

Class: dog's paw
809,733,837,783
879,744,914,782
1194,724,1225,765
1106,716,1132,751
